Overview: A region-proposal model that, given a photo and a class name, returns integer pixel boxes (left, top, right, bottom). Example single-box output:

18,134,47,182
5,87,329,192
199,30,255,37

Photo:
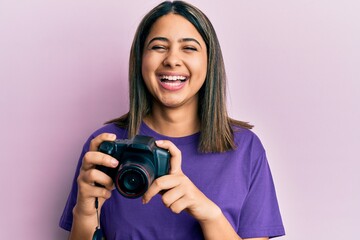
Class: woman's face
142,13,207,110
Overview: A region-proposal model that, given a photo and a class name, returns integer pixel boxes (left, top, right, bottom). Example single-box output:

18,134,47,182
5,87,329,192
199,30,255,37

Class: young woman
60,1,285,239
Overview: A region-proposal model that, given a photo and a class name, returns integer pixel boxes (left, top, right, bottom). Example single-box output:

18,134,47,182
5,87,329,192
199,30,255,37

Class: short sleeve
237,151,285,238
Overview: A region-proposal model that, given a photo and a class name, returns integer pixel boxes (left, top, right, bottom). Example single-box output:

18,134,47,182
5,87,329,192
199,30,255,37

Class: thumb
156,140,182,174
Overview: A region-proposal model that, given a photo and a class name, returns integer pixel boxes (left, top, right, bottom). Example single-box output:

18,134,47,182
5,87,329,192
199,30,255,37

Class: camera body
96,135,170,198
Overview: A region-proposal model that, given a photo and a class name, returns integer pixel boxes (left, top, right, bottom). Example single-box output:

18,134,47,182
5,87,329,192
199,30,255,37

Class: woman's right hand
74,133,119,217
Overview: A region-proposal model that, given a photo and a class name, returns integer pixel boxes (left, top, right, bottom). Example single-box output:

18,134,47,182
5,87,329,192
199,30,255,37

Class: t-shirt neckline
139,121,200,145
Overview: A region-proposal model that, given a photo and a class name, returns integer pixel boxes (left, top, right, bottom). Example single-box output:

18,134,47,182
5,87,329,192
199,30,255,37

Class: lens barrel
116,162,155,198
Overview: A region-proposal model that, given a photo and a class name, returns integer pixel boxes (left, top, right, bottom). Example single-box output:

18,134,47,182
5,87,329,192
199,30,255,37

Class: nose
162,49,182,67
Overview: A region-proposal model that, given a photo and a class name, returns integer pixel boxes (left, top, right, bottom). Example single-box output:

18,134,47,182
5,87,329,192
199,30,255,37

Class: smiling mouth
158,75,188,90
159,75,188,82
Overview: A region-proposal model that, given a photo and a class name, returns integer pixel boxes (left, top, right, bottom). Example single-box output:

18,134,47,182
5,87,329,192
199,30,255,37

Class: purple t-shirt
60,122,285,239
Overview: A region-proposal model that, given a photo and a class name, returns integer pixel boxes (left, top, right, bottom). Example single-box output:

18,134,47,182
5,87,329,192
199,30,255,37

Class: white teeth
160,75,187,81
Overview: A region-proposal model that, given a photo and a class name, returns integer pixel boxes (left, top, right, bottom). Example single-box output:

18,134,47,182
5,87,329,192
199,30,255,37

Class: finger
82,151,119,171
156,140,182,174
167,196,188,214
142,175,181,204
80,168,115,190
77,179,113,200
161,185,185,208
89,133,117,151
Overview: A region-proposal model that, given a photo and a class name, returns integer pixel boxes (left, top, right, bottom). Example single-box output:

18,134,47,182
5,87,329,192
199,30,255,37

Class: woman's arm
68,133,118,240
69,206,98,240
199,209,268,240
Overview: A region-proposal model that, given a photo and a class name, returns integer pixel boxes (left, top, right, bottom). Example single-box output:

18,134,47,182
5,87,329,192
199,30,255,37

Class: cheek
142,53,162,77
189,51,207,72
141,55,151,77
191,57,207,79
141,56,157,93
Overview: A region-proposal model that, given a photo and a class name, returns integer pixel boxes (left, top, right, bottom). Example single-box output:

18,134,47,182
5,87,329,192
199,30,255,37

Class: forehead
146,13,205,43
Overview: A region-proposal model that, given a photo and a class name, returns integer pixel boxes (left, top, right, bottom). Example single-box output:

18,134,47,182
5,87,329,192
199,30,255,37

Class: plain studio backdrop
0,0,359,239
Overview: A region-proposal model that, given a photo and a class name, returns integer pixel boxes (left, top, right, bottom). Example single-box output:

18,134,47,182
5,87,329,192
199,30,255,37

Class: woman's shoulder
90,123,128,140
231,124,265,155
79,123,129,152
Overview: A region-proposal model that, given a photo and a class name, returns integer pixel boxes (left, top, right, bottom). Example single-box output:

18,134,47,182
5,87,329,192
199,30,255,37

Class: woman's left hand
142,140,222,223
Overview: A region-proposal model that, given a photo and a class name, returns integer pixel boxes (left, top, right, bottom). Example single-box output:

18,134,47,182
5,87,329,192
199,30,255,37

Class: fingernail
109,134,116,139
142,198,147,204
111,158,118,167
155,140,163,145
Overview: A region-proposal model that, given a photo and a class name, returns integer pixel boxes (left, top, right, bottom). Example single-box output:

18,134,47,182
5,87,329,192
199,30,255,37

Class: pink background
1,0,359,239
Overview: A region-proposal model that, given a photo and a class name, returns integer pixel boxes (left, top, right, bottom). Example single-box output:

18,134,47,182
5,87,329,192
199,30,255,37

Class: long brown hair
107,1,253,152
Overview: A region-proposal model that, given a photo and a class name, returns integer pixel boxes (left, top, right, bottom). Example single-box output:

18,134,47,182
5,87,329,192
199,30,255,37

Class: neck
144,104,200,137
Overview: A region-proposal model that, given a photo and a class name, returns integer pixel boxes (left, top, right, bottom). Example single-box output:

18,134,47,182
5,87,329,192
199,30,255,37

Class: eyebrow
147,37,203,49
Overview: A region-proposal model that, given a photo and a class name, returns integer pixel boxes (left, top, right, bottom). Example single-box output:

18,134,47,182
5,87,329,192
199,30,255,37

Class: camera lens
121,169,146,192
116,163,154,198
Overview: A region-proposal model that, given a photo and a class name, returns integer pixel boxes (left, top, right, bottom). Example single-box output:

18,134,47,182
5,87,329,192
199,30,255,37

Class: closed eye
150,45,167,51
183,46,198,51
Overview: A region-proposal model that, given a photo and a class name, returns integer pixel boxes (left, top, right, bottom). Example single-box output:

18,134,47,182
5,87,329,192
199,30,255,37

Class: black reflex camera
96,135,170,198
